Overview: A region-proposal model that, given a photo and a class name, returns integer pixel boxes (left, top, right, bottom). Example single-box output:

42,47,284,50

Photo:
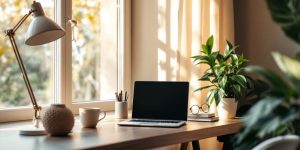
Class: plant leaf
296,52,300,61
207,89,217,104
206,35,214,54
192,55,209,64
233,84,241,98
198,72,214,81
232,75,247,88
201,44,209,55
244,66,293,96
266,0,300,43
230,54,238,66
272,52,300,89
214,88,224,105
219,76,227,89
214,66,225,77
225,40,238,57
194,85,215,92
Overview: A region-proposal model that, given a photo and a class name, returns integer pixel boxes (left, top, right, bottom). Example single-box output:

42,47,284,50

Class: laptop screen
132,81,189,121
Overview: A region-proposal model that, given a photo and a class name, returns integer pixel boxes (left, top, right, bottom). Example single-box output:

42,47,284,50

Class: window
0,0,54,109
72,0,118,102
0,0,129,122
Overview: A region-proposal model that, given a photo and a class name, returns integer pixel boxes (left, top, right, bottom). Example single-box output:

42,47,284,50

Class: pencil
115,92,120,101
125,91,128,102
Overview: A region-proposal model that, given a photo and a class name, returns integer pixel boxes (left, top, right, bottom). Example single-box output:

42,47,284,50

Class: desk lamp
5,1,65,135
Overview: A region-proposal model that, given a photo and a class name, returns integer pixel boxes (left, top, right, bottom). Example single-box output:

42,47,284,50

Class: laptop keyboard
119,119,185,127
129,119,181,124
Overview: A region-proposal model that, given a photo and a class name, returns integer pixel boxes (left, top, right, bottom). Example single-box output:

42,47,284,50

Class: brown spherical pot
42,104,74,136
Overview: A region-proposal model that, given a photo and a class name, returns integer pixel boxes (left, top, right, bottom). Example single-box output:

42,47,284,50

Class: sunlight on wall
210,0,220,50
156,0,211,107
155,0,217,107
190,0,202,106
158,0,166,43
169,0,179,81
170,57,177,81
157,0,167,81
157,0,178,81
158,48,167,81
170,0,179,51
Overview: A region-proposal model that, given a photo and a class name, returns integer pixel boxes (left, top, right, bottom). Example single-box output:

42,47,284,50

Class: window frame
0,0,131,122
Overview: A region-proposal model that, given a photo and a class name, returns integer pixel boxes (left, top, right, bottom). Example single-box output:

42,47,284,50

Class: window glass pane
0,0,54,108
72,0,118,102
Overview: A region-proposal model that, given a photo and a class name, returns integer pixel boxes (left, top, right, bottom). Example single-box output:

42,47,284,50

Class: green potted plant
192,36,250,119
234,0,300,149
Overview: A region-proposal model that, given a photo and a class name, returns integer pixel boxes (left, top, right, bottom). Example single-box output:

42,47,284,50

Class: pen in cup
115,92,120,101
115,90,128,102
119,90,122,101
125,91,128,102
115,90,128,119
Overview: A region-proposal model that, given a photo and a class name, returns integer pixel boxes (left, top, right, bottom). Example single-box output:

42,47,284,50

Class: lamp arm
11,10,34,33
8,36,40,110
5,9,41,124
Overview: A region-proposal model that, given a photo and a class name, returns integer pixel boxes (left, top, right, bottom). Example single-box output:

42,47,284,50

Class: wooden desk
0,116,241,150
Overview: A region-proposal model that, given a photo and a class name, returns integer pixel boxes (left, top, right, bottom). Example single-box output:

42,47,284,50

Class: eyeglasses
189,103,210,114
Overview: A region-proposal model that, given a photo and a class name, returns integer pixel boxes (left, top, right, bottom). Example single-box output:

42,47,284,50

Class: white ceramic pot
217,98,238,119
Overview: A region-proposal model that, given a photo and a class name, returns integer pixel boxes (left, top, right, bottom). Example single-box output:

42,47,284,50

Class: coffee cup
79,108,106,128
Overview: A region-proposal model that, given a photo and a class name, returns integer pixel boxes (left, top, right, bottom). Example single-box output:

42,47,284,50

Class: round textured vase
42,104,74,136
217,98,238,119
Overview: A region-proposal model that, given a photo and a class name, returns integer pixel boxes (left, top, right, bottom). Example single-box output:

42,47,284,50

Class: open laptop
118,81,189,128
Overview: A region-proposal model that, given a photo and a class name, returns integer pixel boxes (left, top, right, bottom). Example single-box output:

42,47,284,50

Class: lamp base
19,126,47,136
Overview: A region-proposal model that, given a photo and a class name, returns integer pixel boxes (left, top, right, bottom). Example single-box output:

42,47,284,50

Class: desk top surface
0,114,242,150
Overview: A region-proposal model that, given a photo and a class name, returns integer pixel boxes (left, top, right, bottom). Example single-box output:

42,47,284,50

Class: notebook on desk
118,81,189,128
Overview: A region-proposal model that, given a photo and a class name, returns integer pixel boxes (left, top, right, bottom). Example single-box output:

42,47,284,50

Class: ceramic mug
79,108,106,128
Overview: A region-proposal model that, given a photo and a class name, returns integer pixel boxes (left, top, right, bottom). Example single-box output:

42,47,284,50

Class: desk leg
192,140,200,150
180,142,189,150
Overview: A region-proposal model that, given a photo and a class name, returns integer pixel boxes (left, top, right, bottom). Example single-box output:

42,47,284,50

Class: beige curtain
178,0,235,149
131,0,235,149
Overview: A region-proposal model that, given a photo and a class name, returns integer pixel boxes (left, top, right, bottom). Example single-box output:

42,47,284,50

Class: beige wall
132,0,158,81
234,0,298,74
132,0,180,82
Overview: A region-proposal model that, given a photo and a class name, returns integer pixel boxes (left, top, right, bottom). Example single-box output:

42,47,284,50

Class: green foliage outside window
0,0,54,107
0,0,107,107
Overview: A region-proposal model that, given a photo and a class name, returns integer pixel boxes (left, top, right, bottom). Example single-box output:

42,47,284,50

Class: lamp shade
25,1,65,46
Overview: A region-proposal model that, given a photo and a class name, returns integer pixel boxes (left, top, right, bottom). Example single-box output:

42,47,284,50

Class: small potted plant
192,35,250,119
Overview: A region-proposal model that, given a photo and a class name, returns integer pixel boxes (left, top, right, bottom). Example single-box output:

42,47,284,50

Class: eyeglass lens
189,103,210,114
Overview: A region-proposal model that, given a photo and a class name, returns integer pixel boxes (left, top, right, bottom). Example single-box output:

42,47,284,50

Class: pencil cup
115,101,128,119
